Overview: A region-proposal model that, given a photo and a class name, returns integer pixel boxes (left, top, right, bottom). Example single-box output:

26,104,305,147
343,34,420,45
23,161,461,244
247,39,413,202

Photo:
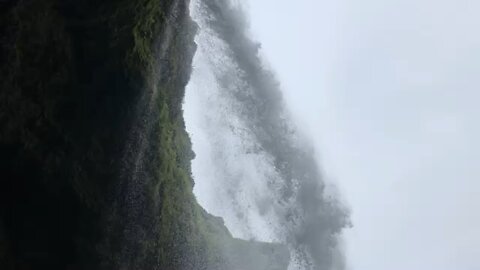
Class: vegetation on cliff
0,0,288,269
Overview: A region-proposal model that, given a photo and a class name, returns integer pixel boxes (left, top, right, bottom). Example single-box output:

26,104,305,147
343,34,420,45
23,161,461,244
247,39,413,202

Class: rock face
201,209,290,270
0,0,289,269
222,239,290,270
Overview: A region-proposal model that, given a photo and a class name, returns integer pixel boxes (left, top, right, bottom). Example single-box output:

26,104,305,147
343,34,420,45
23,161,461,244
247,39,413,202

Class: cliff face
0,0,288,269
0,0,196,268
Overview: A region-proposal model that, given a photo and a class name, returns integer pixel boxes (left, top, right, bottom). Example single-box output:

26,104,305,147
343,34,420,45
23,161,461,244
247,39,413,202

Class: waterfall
184,0,350,269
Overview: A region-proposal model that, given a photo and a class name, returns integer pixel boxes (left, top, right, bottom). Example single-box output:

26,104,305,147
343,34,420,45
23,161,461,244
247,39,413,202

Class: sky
243,0,480,269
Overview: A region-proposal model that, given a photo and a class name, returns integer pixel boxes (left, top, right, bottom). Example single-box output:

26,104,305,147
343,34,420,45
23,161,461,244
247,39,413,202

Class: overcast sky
244,0,480,269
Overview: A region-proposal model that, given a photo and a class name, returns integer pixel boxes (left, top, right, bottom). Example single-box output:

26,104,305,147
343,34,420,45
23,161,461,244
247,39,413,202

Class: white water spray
185,0,350,269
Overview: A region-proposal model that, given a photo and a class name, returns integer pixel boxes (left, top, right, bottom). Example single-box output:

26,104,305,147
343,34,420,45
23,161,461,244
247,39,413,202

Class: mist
185,0,350,269
244,0,480,270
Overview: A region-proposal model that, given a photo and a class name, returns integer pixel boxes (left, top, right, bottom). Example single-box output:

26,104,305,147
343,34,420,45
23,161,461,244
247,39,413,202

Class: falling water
184,0,350,269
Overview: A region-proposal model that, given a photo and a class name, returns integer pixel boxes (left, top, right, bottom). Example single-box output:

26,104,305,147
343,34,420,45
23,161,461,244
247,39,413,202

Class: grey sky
245,0,480,269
